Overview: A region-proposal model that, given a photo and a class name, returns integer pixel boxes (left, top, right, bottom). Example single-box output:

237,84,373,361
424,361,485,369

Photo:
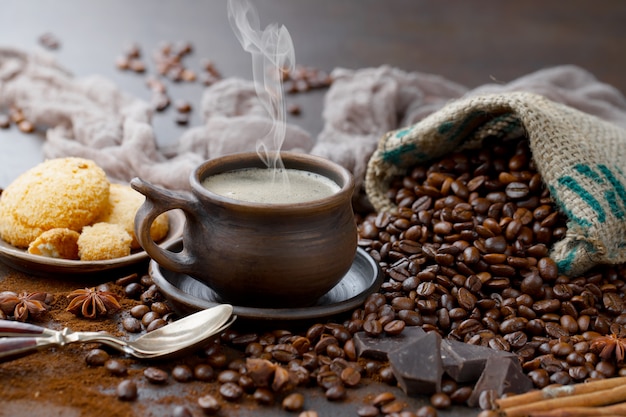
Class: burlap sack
365,92,626,276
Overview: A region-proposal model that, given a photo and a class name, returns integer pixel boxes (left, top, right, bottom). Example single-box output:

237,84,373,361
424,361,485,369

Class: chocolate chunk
468,355,533,407
354,326,426,361
441,339,516,383
389,330,442,395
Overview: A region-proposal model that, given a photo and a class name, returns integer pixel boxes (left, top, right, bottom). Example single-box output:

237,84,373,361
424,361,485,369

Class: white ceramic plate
0,209,184,277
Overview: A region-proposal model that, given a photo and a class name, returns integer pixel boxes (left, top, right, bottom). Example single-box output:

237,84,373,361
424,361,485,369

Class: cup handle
130,177,198,273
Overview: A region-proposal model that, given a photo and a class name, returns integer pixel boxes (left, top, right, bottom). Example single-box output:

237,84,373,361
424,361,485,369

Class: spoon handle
0,337,59,362
0,320,48,336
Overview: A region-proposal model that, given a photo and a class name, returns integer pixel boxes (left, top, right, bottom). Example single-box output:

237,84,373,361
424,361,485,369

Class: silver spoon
0,304,235,362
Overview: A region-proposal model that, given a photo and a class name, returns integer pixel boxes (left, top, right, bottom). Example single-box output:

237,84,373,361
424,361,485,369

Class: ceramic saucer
150,243,384,321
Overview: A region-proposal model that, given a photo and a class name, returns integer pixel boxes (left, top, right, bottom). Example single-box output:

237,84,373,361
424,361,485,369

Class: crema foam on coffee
202,168,340,204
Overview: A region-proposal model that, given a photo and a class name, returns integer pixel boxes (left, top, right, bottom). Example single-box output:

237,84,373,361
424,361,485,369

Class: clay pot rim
189,151,355,210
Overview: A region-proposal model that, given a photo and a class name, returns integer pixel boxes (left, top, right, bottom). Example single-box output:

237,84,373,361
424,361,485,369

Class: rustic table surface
0,1,625,416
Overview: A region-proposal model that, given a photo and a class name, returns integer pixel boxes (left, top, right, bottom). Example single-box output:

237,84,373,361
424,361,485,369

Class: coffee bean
372,391,395,407
130,304,150,319
282,392,305,411
85,349,109,367
146,318,167,332
325,384,347,401
122,317,142,333
363,319,383,336
18,120,34,133
416,405,438,417
356,404,380,417
144,367,169,384
0,114,9,129
152,93,171,112
430,392,451,409
116,380,138,401
171,405,193,417
198,394,221,414
505,182,530,199
105,359,128,377
219,382,243,402
175,99,192,113
538,257,558,280
172,365,194,382
450,386,473,404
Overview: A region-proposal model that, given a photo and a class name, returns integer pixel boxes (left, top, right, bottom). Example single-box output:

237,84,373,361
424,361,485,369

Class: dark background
1,0,625,187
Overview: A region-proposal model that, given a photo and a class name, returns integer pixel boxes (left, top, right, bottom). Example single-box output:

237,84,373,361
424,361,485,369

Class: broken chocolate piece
354,326,426,361
468,355,533,407
441,339,516,383
389,330,442,396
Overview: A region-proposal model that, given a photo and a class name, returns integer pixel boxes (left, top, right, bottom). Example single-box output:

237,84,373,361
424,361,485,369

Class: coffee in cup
201,167,340,204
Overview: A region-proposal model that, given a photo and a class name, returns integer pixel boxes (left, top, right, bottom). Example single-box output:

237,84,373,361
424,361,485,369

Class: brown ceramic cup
131,152,357,308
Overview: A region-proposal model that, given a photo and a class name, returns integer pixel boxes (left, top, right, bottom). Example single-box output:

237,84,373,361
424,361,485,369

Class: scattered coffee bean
18,120,35,133
356,404,380,417
175,100,192,113
380,401,404,414
416,405,438,417
430,392,451,409
85,349,109,367
105,359,128,377
116,380,138,401
172,365,194,382
282,392,305,412
171,405,193,417
288,103,301,115
197,394,221,414
144,367,169,384
193,363,215,382
175,113,189,125
253,387,275,405
325,384,346,401
38,32,60,49
0,114,10,129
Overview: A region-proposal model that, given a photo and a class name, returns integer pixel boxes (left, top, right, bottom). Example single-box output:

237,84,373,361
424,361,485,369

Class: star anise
0,290,49,322
590,334,626,363
66,287,121,319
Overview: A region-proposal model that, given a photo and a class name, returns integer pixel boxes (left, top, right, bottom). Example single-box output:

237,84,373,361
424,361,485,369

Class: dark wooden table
1,1,625,416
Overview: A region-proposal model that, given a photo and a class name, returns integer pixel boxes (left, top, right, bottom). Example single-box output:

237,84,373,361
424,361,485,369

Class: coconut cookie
78,222,132,261
96,183,169,250
0,157,110,248
27,228,80,260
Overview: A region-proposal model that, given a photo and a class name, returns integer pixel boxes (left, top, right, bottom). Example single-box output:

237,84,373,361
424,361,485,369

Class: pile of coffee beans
356,136,626,388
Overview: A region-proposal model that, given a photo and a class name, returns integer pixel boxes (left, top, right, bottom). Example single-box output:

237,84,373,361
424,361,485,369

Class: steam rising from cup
227,0,295,171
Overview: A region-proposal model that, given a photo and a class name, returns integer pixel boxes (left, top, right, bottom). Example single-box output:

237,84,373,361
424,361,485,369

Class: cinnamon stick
502,384,626,417
528,402,626,417
496,377,626,410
